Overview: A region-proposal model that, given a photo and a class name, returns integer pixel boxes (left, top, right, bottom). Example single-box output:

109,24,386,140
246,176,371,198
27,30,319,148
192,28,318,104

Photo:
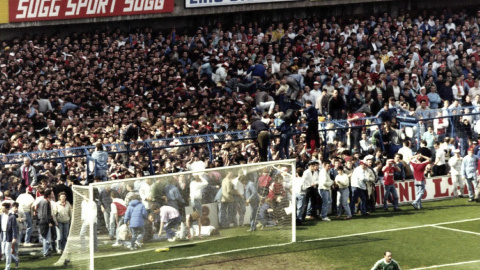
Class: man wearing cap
382,160,401,212
410,154,431,209
15,187,34,246
449,149,464,197
350,160,374,216
461,149,479,202
301,160,320,220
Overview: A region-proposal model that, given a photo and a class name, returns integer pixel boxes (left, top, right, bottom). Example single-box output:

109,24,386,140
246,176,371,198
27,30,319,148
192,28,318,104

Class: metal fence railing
1,106,479,177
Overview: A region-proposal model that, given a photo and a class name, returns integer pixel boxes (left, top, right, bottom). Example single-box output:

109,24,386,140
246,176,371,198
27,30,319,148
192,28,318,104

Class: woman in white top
335,167,352,219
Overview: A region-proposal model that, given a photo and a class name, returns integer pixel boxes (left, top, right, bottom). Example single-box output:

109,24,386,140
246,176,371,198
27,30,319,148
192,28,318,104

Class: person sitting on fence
91,143,109,182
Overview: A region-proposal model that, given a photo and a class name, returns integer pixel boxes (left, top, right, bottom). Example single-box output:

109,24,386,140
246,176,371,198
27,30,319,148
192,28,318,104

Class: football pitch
22,198,479,269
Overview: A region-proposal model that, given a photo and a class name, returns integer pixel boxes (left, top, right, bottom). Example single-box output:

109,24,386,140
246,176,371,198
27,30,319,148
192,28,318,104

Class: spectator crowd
0,7,479,268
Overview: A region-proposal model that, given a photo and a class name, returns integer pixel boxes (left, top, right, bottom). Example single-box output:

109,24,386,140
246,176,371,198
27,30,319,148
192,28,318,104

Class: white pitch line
430,225,480,236
96,236,236,259
303,217,480,243
409,259,480,270
109,217,480,270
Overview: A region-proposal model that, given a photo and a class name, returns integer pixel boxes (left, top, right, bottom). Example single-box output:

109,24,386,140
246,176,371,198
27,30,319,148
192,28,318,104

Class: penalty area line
109,217,480,270
430,225,480,236
409,259,480,269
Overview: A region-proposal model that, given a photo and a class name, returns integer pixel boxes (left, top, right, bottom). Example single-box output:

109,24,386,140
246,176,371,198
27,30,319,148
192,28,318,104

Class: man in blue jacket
124,195,148,250
0,202,19,270
91,142,109,181
461,149,479,202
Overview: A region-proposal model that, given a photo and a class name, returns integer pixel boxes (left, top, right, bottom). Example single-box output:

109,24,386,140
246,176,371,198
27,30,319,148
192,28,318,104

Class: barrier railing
1,106,479,176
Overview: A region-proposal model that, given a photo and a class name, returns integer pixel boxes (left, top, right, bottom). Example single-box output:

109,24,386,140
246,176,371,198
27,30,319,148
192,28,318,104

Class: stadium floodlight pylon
55,159,297,270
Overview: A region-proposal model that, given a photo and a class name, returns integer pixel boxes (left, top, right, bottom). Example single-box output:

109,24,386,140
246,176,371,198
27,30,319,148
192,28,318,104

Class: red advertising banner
375,176,468,206
9,0,174,22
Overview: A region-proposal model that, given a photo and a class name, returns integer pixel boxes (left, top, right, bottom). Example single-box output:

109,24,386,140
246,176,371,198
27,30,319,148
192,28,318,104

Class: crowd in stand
1,7,480,267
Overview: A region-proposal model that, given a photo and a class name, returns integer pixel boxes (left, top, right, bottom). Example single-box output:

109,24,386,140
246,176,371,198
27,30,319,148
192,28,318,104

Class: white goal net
56,160,296,269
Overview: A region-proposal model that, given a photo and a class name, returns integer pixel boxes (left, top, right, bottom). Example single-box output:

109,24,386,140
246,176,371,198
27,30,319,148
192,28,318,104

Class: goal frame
62,159,297,270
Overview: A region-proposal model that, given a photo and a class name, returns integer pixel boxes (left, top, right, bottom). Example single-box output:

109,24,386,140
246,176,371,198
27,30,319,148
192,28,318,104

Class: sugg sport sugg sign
9,0,174,22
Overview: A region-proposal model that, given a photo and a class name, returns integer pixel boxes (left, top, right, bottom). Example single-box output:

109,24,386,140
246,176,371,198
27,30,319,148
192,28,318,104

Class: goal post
56,159,296,270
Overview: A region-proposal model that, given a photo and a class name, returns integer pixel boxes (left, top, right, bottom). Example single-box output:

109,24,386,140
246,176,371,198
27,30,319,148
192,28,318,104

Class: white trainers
135,241,143,248
167,237,177,242
322,217,331,222
112,243,122,247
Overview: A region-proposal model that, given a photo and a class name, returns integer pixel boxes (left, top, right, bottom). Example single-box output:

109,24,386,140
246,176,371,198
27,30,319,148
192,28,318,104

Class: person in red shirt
382,159,401,212
347,109,366,153
410,154,431,209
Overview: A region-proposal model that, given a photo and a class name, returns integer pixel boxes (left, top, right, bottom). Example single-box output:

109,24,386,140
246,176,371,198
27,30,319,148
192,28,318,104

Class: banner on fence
9,0,174,23
375,176,467,206
186,0,298,8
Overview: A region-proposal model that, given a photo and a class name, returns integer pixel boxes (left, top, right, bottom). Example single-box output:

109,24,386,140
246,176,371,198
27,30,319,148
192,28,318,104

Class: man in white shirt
359,132,374,153
468,79,480,98
350,161,372,216
433,142,447,176
15,187,34,246
187,154,206,172
398,141,413,163
189,174,209,218
301,160,320,220
449,149,464,197
231,174,246,226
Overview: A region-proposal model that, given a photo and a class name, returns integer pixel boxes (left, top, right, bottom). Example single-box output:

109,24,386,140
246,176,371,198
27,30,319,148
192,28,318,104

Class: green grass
18,198,480,270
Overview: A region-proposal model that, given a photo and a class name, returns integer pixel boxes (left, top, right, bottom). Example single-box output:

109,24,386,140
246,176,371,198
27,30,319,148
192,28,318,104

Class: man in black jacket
328,89,346,120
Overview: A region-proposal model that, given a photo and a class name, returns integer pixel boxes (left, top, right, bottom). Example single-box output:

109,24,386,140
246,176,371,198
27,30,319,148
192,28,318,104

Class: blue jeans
24,212,32,244
103,210,113,238
383,185,399,209
96,170,108,181
459,137,469,157
42,227,52,256
234,195,246,226
319,189,331,218
279,132,292,159
249,200,259,231
296,194,306,221
465,178,478,200
220,201,235,228
80,222,98,251
413,182,426,208
191,199,203,217
337,188,352,217
58,222,69,251
350,187,367,215
130,227,145,248
2,233,18,270
164,216,182,239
